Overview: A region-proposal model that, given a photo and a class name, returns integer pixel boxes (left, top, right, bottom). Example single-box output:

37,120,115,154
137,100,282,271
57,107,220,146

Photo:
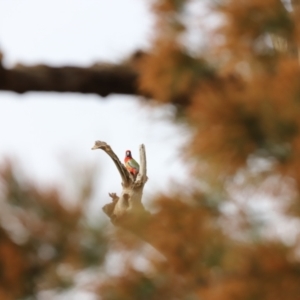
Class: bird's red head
125,150,132,158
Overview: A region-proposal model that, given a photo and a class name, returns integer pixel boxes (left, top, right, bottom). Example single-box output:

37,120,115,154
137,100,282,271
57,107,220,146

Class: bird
124,150,139,177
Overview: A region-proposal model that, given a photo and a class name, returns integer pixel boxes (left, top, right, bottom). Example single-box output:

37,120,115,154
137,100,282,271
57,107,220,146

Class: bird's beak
91,145,99,150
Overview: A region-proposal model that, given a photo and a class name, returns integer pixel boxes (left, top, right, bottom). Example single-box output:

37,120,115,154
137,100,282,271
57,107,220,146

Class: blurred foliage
0,162,108,299
120,0,300,299
3,0,300,299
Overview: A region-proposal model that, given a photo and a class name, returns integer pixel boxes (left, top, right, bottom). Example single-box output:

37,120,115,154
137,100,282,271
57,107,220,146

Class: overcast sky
0,0,189,215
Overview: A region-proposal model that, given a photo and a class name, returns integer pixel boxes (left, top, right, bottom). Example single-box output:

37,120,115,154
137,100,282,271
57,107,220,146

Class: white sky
0,0,189,213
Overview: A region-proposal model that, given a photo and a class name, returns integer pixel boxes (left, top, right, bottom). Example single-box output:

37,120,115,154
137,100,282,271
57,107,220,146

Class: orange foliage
0,229,29,299
217,0,294,63
0,163,108,298
99,196,300,299
133,0,300,298
139,0,300,190
188,58,300,177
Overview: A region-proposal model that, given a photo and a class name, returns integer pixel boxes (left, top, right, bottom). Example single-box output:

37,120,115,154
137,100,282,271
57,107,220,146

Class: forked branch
91,141,172,257
92,141,148,220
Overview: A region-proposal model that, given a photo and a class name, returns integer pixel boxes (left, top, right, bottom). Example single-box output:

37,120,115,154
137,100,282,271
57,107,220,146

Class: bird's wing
128,158,139,170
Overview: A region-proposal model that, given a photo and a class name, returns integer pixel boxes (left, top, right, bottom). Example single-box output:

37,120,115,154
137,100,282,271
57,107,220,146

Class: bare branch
135,144,147,187
91,140,131,187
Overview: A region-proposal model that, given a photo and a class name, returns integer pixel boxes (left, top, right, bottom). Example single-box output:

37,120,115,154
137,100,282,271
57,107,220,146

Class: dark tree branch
0,62,142,97
0,51,219,110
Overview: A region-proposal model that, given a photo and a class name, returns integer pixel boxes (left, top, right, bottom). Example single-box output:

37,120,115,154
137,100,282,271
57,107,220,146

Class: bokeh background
2,1,300,299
